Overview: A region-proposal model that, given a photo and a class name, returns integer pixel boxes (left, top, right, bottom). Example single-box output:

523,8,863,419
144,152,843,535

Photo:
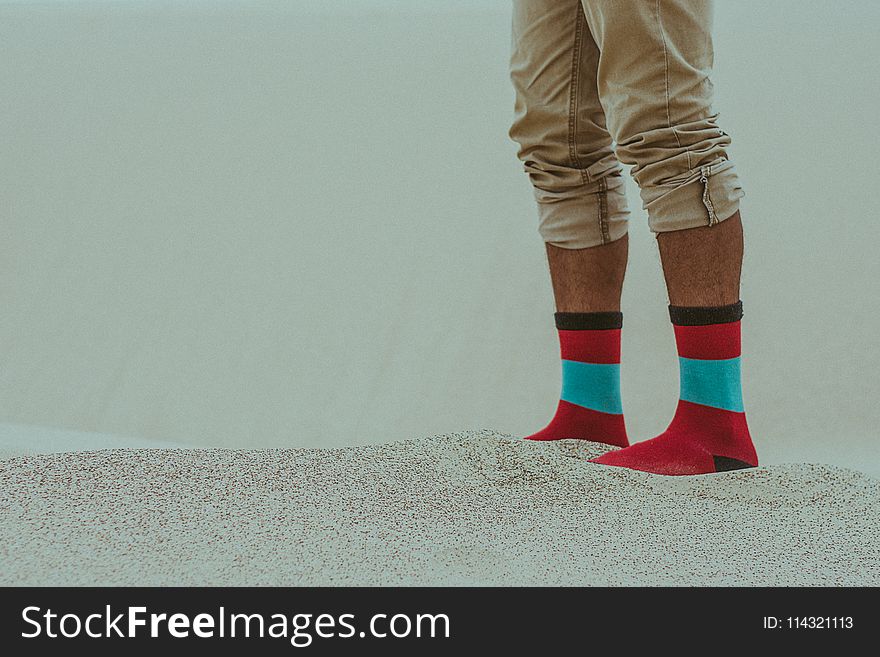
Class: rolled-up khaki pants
509,0,744,248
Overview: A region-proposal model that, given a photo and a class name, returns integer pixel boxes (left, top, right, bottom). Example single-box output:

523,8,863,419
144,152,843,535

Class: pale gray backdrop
1,1,878,474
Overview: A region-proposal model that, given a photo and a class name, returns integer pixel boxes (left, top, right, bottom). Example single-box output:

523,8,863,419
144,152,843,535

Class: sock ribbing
668,301,742,326
555,311,623,331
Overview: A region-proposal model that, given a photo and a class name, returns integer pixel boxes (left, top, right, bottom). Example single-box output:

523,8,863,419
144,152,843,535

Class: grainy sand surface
2,430,877,586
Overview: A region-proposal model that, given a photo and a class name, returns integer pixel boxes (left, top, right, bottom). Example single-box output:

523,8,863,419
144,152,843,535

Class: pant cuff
646,159,745,233
535,173,630,249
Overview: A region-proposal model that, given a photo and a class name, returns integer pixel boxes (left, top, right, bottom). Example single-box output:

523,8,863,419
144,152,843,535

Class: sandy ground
2,430,877,586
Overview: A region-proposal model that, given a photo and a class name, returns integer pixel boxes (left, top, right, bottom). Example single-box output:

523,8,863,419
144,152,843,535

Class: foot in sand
593,305,758,475
591,400,758,476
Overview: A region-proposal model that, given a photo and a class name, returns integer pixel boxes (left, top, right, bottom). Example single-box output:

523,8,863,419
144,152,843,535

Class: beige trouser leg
509,0,630,249
509,0,744,247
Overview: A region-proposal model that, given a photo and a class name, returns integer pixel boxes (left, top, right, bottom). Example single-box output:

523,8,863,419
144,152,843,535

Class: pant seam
568,3,588,184
656,0,690,171
598,177,610,244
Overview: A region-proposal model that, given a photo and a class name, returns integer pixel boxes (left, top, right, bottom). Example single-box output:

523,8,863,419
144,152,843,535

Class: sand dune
2,429,877,586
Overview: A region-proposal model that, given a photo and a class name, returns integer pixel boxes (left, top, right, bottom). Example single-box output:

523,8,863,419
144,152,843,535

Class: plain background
1,1,878,474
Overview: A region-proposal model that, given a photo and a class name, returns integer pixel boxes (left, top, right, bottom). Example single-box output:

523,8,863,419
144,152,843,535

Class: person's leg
579,0,757,473
658,210,742,307
509,0,630,446
546,236,628,313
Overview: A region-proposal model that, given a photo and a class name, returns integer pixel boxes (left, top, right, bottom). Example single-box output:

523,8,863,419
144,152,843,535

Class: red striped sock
525,312,628,448
591,302,758,475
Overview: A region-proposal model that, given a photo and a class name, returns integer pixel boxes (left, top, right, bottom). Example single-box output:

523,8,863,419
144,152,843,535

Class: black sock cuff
554,311,623,330
668,301,743,326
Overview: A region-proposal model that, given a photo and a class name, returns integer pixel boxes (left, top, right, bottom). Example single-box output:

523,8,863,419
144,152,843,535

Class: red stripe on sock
525,399,628,447
666,400,757,465
591,400,757,475
558,328,621,364
673,321,741,360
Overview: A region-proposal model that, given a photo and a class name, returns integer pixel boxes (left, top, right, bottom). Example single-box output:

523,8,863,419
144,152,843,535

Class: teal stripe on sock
679,356,744,412
560,360,623,415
